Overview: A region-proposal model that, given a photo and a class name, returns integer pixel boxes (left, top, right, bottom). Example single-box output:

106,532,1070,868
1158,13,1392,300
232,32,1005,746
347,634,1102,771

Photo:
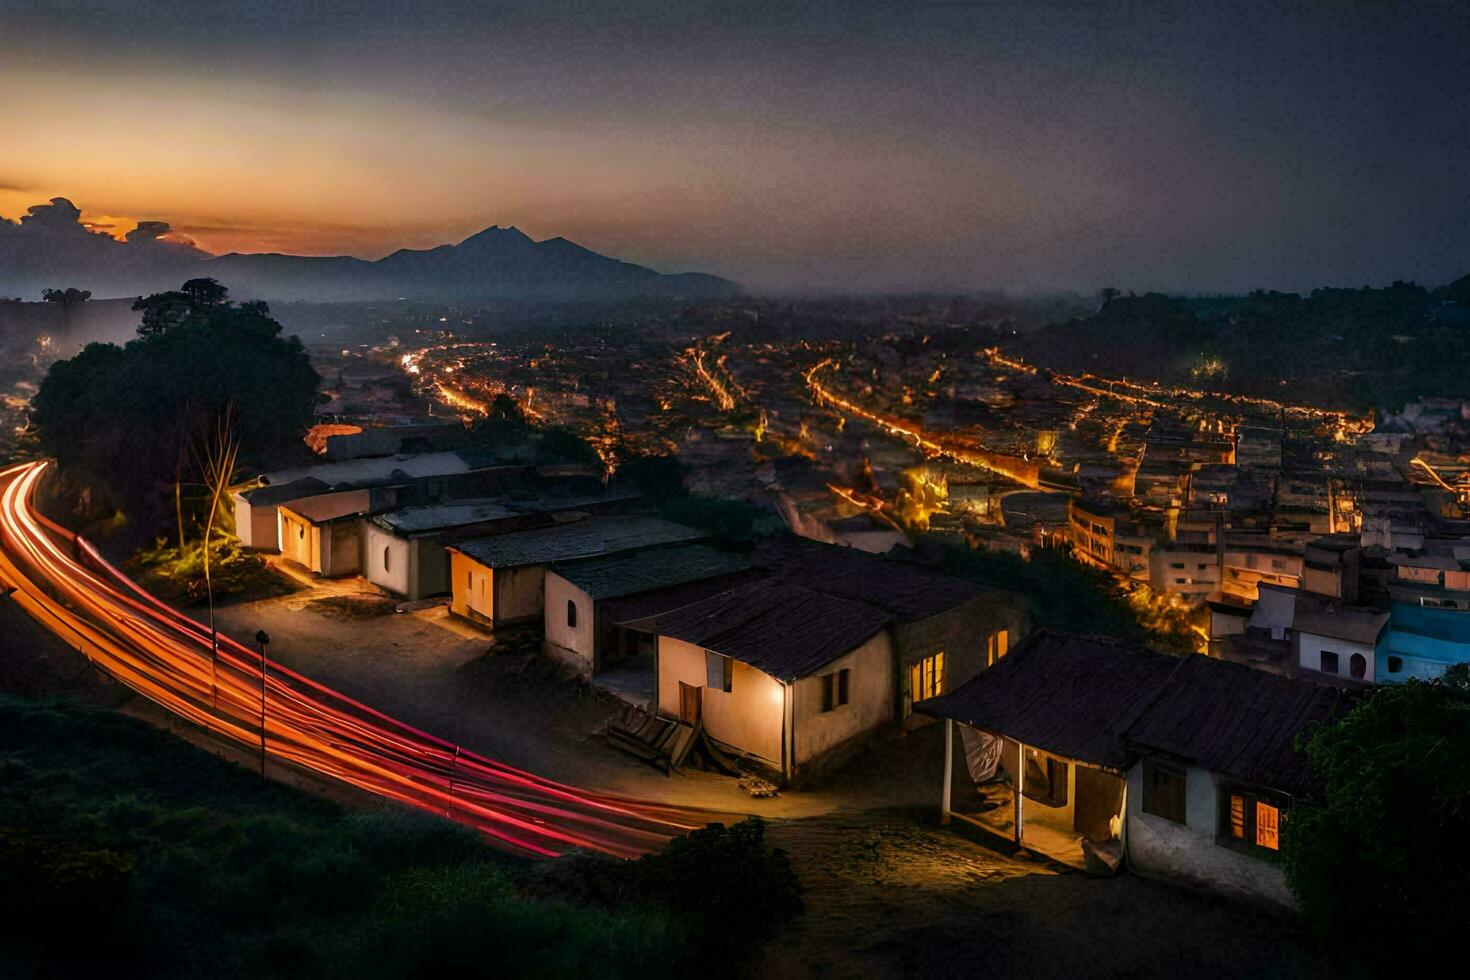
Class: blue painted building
1376,603,1470,683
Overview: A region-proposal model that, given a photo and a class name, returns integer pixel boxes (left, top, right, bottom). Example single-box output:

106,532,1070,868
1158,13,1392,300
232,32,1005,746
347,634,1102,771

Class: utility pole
255,630,270,780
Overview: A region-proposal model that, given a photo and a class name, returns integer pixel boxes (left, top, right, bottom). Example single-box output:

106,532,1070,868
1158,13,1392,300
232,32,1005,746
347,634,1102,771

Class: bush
1282,668,1470,963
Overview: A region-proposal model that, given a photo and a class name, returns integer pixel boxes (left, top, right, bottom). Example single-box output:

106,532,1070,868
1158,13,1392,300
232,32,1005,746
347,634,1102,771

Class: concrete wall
544,572,596,675
495,564,547,624
234,494,279,551
899,594,1027,718
792,630,895,767
323,520,362,578
1297,631,1375,683
409,539,450,600
1125,761,1293,908
657,636,785,765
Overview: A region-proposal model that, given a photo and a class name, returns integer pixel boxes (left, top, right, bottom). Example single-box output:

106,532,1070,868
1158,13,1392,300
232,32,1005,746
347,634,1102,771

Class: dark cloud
0,197,209,299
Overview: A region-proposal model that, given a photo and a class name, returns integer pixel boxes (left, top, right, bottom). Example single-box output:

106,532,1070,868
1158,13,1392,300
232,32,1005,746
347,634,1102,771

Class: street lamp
255,629,270,780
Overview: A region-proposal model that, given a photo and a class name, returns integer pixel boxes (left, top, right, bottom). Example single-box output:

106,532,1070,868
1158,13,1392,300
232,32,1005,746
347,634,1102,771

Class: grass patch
129,539,298,607
0,697,800,978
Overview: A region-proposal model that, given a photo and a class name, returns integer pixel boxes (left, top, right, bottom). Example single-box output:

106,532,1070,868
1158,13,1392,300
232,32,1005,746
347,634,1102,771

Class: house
543,544,760,677
1289,592,1387,684
364,500,543,601
235,477,332,551
446,516,704,628
231,452,477,551
1376,602,1470,682
1124,656,1352,907
628,578,896,782
919,631,1179,871
277,491,375,576
751,538,1028,719
922,631,1356,906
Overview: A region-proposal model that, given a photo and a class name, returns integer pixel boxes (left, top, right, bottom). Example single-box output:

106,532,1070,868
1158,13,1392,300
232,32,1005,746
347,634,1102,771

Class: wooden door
1074,766,1125,841
679,681,702,725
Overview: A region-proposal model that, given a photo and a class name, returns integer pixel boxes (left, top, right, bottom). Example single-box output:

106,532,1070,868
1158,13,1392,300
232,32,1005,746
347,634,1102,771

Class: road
0,459,720,859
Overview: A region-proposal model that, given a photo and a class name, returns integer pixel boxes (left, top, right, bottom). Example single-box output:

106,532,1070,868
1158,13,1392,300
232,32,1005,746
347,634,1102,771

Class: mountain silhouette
0,198,737,301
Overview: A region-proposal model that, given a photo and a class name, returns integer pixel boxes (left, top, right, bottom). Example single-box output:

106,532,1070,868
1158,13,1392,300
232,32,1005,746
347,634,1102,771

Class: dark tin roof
1124,655,1354,798
752,537,992,622
602,568,769,625
916,630,1180,770
551,544,755,601
625,578,892,682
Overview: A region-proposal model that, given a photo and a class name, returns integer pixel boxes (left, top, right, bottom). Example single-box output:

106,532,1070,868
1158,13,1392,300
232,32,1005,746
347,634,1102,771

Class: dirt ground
761,812,1328,978
3,576,1332,978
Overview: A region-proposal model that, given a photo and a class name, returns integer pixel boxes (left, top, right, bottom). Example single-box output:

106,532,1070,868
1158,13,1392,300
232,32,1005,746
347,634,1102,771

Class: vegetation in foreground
0,697,800,979
1283,666,1470,964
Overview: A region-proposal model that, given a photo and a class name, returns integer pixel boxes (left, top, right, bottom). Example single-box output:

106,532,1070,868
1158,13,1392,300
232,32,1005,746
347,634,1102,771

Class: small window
1022,749,1068,808
1387,655,1403,673
1349,653,1366,679
987,630,1009,666
705,651,732,693
1142,759,1187,824
821,669,850,712
1320,651,1339,674
1220,788,1283,856
298,524,306,540
1170,562,1185,570
566,600,578,629
383,546,390,573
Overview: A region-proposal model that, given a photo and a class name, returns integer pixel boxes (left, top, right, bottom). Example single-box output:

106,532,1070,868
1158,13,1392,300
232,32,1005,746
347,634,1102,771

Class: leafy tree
180,277,227,308
1282,667,1470,960
32,282,318,538
132,290,194,337
40,286,91,332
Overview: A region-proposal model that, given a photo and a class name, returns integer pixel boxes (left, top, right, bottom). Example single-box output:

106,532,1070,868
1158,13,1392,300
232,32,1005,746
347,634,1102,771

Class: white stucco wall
363,523,412,596
1125,762,1294,908
792,630,894,765
657,636,785,765
544,572,596,673
280,510,316,570
1297,632,1375,682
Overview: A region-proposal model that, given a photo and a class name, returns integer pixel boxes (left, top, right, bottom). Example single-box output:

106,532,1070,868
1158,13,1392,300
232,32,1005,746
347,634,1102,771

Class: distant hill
1,197,739,302
1016,278,1470,413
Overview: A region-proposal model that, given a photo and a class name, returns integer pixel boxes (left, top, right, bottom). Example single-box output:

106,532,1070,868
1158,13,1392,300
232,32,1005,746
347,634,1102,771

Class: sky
2,0,1468,294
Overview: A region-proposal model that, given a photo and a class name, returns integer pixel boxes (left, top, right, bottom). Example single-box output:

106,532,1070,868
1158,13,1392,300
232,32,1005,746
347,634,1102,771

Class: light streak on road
805,360,1042,489
0,461,719,859
979,348,1371,430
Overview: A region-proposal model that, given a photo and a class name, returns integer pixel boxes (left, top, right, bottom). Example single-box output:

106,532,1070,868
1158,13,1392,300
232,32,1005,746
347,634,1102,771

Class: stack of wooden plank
606,707,699,774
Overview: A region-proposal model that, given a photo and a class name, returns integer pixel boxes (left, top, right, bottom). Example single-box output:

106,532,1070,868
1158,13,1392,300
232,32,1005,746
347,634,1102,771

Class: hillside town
200,319,1470,914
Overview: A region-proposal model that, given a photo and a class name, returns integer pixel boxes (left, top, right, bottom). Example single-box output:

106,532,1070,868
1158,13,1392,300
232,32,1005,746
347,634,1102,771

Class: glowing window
988,630,1010,666
910,652,944,704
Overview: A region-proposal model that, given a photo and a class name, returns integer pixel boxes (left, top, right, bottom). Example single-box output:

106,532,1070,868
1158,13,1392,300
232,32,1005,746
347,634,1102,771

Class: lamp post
255,629,270,780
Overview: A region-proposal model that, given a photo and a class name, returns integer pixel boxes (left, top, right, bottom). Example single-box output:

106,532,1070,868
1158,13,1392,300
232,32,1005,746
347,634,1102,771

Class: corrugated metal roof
374,500,519,534
917,630,1179,769
551,544,755,600
451,516,703,569
625,578,892,681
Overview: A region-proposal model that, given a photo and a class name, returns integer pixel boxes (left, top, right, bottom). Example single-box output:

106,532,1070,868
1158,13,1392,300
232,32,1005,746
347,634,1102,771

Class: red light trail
0,461,719,859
